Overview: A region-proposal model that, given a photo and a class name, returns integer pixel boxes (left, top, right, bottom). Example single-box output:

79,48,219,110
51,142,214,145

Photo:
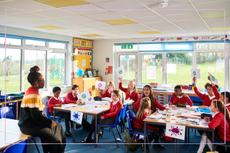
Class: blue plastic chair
126,110,153,153
119,104,128,133
3,139,28,153
46,101,63,123
0,106,15,119
97,104,128,148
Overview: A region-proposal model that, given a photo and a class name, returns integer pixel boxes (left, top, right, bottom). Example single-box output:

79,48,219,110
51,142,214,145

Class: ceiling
0,0,230,39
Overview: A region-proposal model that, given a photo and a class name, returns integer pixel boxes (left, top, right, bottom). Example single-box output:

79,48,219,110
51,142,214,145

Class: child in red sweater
197,100,230,153
169,85,193,107
81,90,123,143
219,92,230,112
193,77,219,107
133,97,159,151
63,85,81,104
98,81,115,98
47,86,73,136
119,77,139,102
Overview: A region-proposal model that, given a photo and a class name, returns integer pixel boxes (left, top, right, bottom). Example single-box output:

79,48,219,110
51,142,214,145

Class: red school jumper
63,92,78,104
47,97,62,114
169,93,193,106
100,89,112,98
194,86,219,106
133,97,165,111
119,82,139,102
102,100,123,120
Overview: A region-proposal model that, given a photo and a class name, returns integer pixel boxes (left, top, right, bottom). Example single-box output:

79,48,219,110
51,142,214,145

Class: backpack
124,129,138,152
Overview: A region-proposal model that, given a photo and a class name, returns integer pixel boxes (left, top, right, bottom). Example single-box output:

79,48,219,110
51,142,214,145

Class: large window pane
0,37,21,46
197,52,225,88
49,42,66,49
142,54,162,84
195,43,224,50
167,53,192,86
48,53,65,86
0,48,21,93
24,50,46,91
25,40,45,46
119,55,136,80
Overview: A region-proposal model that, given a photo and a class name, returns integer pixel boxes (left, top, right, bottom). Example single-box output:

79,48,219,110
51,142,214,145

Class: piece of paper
62,104,77,108
102,97,112,101
81,105,98,108
95,80,106,90
191,69,200,79
208,73,218,85
86,108,108,113
147,66,156,79
167,64,176,74
166,123,186,140
71,110,83,124
124,100,133,103
77,90,91,102
95,101,110,105
115,67,126,78
82,59,86,68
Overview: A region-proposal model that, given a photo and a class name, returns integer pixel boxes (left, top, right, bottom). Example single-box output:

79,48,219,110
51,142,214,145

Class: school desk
0,119,31,150
143,107,215,153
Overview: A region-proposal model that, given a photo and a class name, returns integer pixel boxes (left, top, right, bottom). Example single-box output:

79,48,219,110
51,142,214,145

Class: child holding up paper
119,77,139,102
47,86,73,136
193,77,219,107
197,100,230,153
63,85,81,104
168,85,193,107
81,90,123,143
98,81,115,98
133,97,159,151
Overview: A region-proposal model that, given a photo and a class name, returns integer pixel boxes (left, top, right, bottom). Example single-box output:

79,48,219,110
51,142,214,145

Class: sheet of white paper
81,105,98,108
86,108,108,113
71,110,83,124
167,64,176,74
191,69,200,79
95,80,106,90
82,59,86,68
77,90,91,102
62,104,77,108
102,97,112,101
208,72,218,85
115,67,126,78
166,123,186,140
94,101,110,105
124,100,133,103
147,66,156,79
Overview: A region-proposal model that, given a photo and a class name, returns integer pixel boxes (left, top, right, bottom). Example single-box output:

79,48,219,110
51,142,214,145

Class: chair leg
30,137,40,153
116,126,122,140
127,134,136,153
110,127,119,148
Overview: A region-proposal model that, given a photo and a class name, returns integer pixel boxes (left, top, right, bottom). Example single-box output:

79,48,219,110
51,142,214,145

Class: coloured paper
147,66,156,79
96,80,106,90
166,123,185,140
191,69,200,79
71,110,83,124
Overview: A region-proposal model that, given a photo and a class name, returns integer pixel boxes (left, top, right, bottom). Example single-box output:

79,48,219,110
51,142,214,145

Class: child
193,77,219,107
133,97,159,151
197,100,230,153
119,77,139,102
168,85,193,107
219,92,230,112
63,85,81,104
81,90,123,143
47,86,73,136
98,81,115,98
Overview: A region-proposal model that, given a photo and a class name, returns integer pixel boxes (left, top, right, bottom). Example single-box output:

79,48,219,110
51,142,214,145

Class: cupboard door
95,77,102,97
83,78,95,97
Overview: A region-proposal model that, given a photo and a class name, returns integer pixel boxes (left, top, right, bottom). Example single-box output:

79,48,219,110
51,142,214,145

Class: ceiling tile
117,10,158,18
102,18,137,25
194,1,230,9
34,0,89,8
55,15,97,23
199,10,230,19
31,9,76,18
7,12,52,21
79,21,109,26
95,0,143,10
85,12,123,20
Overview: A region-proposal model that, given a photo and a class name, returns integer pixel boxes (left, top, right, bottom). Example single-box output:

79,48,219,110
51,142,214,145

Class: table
0,119,31,150
143,107,215,153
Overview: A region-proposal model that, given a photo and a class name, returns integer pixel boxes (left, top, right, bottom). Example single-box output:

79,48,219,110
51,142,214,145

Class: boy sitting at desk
168,85,193,107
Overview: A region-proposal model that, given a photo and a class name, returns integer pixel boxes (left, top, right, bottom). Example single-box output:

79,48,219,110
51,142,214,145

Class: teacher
18,66,66,153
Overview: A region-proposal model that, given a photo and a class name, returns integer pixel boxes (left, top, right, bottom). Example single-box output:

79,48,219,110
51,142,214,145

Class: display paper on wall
191,69,200,79
167,64,176,74
147,66,156,79
71,110,83,125
96,80,106,90
208,73,218,85
82,59,86,68
77,90,91,102
115,67,126,78
166,123,185,140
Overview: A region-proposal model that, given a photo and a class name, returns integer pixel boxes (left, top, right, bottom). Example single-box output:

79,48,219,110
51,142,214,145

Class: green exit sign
121,45,133,49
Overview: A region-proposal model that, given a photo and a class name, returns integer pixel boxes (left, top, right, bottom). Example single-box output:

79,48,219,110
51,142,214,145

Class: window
0,37,21,46
25,39,45,46
24,50,46,90
167,53,192,86
195,43,224,50
49,42,66,49
142,54,163,84
48,53,65,86
139,44,162,51
197,52,225,88
0,48,21,93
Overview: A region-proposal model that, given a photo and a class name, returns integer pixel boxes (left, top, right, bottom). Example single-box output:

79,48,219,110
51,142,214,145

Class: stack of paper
86,108,108,113
147,114,162,120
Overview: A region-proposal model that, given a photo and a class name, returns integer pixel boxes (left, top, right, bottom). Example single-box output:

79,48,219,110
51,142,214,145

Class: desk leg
95,115,98,148
144,122,146,153
53,109,56,121
188,128,190,143
72,122,76,143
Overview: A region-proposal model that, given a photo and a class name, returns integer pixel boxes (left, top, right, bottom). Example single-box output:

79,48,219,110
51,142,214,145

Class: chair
97,104,128,148
46,101,63,123
126,110,153,153
93,96,102,101
119,104,128,133
3,139,28,153
0,106,15,119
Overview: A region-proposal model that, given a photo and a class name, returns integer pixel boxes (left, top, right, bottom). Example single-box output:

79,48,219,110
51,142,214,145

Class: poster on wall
147,66,156,79
82,59,86,68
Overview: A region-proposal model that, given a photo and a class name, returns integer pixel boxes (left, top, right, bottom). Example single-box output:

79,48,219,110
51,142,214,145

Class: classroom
0,0,230,153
